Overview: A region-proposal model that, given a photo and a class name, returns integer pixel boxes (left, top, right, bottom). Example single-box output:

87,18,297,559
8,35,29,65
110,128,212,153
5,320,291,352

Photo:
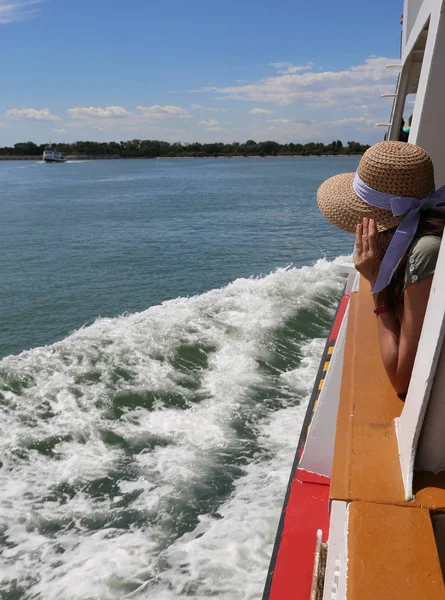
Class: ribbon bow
353,172,445,293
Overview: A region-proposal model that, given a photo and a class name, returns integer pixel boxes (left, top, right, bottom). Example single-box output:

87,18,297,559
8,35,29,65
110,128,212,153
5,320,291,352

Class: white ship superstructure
43,147,66,163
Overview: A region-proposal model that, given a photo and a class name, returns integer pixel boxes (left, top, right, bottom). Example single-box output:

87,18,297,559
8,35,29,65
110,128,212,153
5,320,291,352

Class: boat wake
0,260,344,599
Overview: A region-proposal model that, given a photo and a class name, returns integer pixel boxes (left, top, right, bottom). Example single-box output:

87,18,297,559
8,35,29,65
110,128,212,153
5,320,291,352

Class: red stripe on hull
329,293,350,342
268,476,330,600
296,468,330,486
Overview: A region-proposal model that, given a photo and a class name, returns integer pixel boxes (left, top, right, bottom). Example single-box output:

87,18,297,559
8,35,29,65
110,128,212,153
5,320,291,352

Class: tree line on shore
0,139,369,158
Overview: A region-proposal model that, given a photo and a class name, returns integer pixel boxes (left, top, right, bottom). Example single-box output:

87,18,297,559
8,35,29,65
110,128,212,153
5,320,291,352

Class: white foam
147,338,325,599
0,260,344,598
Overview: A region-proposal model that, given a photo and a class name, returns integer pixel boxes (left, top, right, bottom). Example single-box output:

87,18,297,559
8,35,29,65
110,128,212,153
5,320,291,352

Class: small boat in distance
43,147,66,163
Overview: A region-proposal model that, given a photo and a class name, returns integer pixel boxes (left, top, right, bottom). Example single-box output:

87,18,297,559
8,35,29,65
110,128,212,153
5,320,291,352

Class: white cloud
198,118,225,132
0,0,44,24
190,104,227,113
249,108,274,115
53,128,68,134
137,105,191,119
195,57,396,107
248,116,377,143
1,56,394,145
59,104,191,137
5,107,61,121
270,62,314,74
199,119,219,128
67,106,131,119
188,86,218,93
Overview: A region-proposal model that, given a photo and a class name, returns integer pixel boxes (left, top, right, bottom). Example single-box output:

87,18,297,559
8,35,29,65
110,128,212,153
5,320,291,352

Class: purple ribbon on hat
353,172,445,293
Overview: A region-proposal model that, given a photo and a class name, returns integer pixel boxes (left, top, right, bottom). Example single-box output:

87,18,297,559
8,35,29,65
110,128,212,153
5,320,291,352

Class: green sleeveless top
404,235,442,288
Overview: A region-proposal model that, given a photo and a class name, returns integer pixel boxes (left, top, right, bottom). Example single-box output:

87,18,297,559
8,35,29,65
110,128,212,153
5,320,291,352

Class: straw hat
317,141,435,233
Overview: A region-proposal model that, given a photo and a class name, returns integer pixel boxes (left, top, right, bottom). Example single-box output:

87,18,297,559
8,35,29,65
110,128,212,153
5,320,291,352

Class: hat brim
317,172,402,234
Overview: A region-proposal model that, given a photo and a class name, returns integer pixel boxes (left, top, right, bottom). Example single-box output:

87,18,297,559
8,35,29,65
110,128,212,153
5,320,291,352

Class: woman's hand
354,217,381,287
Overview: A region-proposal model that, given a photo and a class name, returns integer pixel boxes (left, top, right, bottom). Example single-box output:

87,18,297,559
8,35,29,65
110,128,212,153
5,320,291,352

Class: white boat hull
42,148,66,163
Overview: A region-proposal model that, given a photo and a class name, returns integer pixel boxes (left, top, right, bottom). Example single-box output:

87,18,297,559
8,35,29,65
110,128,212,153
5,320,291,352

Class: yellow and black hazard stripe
311,340,336,418
297,338,337,455
296,291,350,457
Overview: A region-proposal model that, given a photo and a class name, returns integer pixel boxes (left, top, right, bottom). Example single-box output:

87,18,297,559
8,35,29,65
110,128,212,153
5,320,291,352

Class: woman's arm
354,217,433,395
370,276,432,394
393,274,433,394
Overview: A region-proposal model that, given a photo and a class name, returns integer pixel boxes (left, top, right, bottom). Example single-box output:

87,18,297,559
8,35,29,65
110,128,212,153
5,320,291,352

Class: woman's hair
378,211,445,310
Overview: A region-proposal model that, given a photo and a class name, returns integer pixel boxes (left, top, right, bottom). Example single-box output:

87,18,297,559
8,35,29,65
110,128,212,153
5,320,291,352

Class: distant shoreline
0,154,364,161
3,139,369,160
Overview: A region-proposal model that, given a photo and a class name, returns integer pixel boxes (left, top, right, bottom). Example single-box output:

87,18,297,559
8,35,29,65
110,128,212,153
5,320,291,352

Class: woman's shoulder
411,235,442,253
405,235,442,287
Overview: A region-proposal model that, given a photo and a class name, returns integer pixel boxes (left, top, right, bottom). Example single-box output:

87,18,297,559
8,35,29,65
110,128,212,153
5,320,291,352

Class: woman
317,141,445,395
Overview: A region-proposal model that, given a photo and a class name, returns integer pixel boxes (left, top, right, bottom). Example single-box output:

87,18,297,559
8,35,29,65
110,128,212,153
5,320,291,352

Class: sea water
0,157,356,599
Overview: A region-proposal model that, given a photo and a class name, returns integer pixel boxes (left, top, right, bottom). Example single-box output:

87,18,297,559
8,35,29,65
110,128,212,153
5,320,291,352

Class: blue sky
0,0,404,145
